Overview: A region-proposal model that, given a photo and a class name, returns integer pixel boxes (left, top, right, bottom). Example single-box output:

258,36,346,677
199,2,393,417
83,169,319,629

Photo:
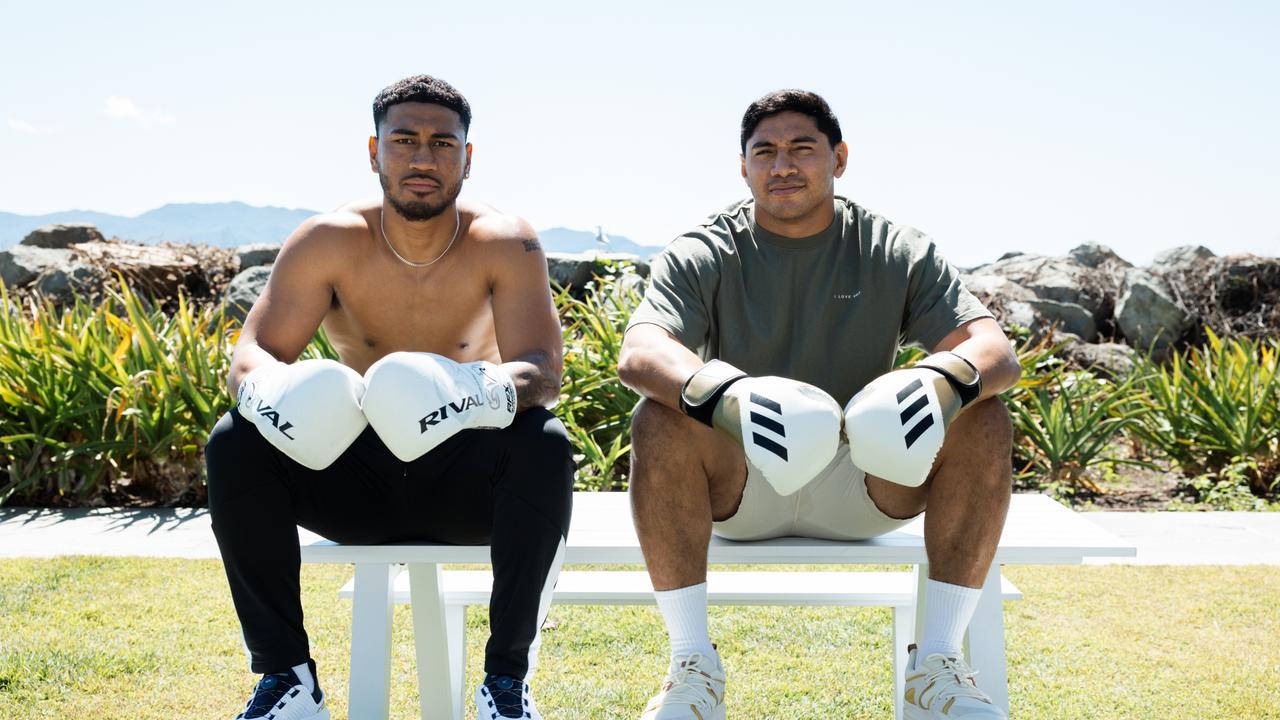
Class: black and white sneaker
475,673,541,719
234,659,329,720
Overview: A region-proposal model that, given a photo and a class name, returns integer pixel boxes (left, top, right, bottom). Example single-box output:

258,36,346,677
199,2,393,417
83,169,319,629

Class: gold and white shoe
639,651,726,720
903,645,1007,719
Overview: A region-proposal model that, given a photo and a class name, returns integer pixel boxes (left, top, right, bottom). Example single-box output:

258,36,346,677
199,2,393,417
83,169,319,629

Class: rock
997,251,1025,261
236,243,281,270
1152,245,1215,269
1060,340,1138,378
546,252,648,294
1026,298,1098,341
961,274,1037,303
963,273,1095,339
976,254,1109,318
71,241,207,298
33,264,98,299
1,246,72,288
1068,242,1132,270
1116,270,1190,351
222,265,273,323
20,223,106,249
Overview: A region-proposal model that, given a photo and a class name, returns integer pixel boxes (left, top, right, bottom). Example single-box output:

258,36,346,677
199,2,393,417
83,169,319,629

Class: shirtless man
204,75,572,720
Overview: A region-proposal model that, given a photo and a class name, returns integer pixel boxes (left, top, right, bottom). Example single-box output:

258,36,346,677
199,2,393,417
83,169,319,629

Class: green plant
1005,367,1153,495
1131,329,1279,495
0,280,236,505
555,264,643,490
1171,458,1277,511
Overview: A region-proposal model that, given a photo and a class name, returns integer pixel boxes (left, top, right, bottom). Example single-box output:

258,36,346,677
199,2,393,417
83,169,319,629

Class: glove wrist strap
680,360,748,427
915,351,982,407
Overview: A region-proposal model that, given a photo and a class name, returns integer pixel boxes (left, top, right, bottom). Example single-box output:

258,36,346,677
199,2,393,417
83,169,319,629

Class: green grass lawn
1,559,1276,719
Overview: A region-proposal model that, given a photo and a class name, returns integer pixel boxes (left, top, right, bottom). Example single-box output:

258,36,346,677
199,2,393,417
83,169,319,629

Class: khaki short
712,444,919,541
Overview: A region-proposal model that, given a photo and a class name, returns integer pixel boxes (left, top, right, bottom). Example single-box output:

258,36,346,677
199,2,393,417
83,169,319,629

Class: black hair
372,75,471,136
740,89,842,152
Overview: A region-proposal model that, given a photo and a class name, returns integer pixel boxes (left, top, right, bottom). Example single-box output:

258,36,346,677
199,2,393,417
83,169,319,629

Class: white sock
291,661,315,694
918,578,983,660
654,582,716,662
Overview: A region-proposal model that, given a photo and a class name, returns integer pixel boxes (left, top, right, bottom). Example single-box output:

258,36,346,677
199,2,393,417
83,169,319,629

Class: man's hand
842,351,981,487
680,360,844,496
237,359,369,470
361,352,518,462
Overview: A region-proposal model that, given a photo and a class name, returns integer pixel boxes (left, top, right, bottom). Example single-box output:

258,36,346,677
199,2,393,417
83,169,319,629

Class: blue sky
1,0,1276,266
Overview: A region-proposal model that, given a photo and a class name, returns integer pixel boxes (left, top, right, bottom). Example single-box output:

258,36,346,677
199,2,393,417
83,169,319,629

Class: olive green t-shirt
626,197,993,404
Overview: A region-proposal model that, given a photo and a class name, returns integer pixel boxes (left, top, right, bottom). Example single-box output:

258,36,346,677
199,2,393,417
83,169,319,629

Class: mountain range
0,202,661,257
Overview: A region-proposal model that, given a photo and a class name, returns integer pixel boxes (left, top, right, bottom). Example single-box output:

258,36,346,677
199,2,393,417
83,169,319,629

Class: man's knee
953,396,1014,455
504,408,575,491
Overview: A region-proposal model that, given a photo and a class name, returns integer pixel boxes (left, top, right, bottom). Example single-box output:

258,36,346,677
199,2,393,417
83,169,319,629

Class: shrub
555,264,643,490
1130,329,1280,496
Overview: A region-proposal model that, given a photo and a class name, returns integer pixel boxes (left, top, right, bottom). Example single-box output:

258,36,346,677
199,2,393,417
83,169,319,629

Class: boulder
33,264,99,299
975,254,1109,319
546,252,648,294
963,273,1094,339
1151,245,1215,270
1115,270,1191,352
222,265,273,323
1068,242,1132,270
20,223,106,249
72,241,208,298
961,274,1036,303
236,243,281,270
1060,339,1138,378
1026,298,1097,341
1,246,72,288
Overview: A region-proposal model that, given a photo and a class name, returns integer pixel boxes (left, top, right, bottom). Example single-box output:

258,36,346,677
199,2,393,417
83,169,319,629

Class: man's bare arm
616,323,705,410
487,221,564,410
228,217,344,396
930,317,1022,402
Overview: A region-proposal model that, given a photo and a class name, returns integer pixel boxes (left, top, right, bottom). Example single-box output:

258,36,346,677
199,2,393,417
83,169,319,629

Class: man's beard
379,171,463,221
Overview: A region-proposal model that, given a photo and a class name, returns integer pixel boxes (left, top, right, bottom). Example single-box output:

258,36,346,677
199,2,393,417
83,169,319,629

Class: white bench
300,492,1135,720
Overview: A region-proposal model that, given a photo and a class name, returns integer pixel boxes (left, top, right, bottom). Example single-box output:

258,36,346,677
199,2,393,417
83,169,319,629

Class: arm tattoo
521,238,541,253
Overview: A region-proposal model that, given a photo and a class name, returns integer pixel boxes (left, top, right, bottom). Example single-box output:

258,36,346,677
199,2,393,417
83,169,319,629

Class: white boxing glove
236,358,369,470
679,360,843,496
361,352,518,462
843,351,981,487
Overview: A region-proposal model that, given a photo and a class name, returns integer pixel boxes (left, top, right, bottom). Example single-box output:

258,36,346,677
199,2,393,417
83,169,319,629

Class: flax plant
1005,368,1151,494
1131,329,1280,494
555,264,643,491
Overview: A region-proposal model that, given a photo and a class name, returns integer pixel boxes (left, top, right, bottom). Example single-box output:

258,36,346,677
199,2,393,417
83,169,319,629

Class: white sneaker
476,674,542,720
640,651,726,720
233,660,329,720
903,646,1007,719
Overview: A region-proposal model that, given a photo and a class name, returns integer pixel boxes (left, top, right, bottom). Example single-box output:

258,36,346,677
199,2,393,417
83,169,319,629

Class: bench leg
892,604,913,720
349,562,397,720
965,563,1010,716
408,563,462,720
446,603,466,713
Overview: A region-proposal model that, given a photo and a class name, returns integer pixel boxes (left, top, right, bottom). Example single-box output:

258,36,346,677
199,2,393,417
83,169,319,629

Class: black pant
205,406,574,679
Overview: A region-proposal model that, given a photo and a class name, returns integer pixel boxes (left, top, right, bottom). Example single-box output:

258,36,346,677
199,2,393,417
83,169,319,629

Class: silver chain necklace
380,205,460,268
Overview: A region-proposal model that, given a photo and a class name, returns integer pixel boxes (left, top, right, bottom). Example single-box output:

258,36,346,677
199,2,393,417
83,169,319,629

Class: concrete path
2,501,1277,565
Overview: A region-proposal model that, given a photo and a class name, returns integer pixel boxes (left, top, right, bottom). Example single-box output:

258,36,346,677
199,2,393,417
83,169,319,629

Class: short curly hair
372,75,472,136
740,89,842,152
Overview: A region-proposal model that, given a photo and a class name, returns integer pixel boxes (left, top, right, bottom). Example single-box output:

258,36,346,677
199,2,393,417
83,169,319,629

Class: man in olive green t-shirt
617,90,1022,720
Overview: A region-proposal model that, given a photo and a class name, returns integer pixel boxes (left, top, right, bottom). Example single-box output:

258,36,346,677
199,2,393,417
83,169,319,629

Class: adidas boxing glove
679,360,843,496
843,351,981,487
362,351,518,462
236,358,369,470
